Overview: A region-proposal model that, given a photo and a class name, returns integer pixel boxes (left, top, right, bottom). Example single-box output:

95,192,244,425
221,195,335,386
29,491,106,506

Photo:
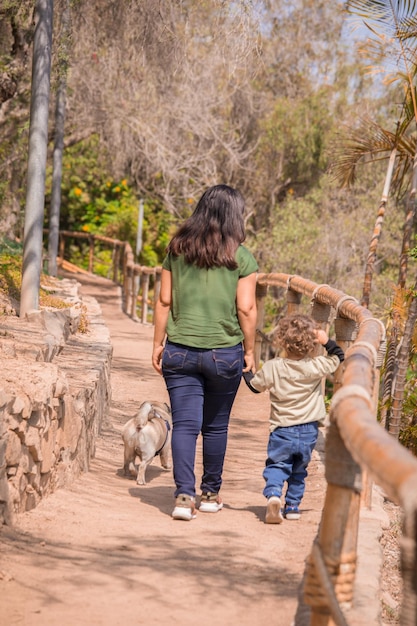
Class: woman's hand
152,345,164,374
243,353,256,374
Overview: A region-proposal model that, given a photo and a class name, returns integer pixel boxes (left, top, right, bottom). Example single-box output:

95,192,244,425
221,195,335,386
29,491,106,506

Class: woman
152,184,258,521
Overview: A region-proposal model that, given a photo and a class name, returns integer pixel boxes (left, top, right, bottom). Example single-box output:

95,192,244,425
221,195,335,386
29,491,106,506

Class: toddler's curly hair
274,314,318,358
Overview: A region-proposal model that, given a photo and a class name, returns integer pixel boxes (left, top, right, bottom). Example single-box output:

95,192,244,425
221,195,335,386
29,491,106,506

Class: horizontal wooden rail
52,231,417,625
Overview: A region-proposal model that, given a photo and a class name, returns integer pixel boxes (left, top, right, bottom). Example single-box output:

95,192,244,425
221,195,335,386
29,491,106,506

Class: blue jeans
162,341,243,498
263,422,318,506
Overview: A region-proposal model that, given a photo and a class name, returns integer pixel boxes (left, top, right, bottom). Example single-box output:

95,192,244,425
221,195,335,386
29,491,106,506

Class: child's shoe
265,496,284,524
284,505,301,520
172,494,196,520
199,492,223,513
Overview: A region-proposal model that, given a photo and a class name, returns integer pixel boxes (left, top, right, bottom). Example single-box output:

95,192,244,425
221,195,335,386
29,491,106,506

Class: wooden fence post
152,269,161,325
123,265,132,315
112,244,120,283
311,301,332,333
87,236,94,273
130,269,140,321
140,272,150,324
286,287,301,315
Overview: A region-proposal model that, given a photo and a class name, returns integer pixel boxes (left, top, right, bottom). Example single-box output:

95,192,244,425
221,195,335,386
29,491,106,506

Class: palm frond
346,1,417,89
396,88,416,132
328,117,397,187
328,114,417,189
347,1,417,38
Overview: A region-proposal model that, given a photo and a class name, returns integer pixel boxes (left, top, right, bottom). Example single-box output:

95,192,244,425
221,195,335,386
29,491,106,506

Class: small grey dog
122,401,172,485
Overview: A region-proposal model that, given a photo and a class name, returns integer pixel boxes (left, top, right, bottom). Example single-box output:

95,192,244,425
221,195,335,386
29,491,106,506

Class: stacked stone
0,279,112,525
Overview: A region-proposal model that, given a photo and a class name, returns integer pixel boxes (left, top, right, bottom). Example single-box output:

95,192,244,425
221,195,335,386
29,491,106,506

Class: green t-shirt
162,245,258,348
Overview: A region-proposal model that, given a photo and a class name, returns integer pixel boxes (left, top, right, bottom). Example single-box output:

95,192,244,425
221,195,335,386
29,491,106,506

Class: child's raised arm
315,329,345,362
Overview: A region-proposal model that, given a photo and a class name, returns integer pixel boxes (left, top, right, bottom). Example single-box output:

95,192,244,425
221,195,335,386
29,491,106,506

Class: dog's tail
134,401,171,431
134,401,153,430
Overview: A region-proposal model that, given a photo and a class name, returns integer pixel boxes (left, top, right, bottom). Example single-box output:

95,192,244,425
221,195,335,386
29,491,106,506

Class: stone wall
0,278,112,525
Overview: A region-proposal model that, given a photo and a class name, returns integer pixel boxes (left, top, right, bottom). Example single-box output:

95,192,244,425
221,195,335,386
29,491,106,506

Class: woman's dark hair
167,184,246,269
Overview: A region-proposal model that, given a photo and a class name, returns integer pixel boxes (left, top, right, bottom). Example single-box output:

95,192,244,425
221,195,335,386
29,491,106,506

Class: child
244,313,344,524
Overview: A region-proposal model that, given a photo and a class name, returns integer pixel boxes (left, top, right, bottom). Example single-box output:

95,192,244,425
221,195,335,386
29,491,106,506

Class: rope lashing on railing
360,317,387,367
335,294,360,317
311,283,330,301
285,275,295,289
303,541,352,626
360,316,386,340
310,285,333,325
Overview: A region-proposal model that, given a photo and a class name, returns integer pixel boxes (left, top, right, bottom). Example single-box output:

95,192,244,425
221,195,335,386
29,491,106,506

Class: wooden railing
55,231,417,626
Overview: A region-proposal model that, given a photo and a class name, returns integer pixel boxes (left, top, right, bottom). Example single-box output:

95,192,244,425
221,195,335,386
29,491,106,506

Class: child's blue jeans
263,421,319,506
162,340,243,498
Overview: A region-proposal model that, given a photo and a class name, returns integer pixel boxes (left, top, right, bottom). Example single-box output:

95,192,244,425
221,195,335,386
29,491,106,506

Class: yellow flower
74,187,82,197
114,186,121,193
121,179,127,186
187,198,194,204
82,224,90,232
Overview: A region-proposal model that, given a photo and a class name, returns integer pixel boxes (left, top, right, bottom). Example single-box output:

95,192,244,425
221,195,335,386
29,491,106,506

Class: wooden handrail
52,230,417,625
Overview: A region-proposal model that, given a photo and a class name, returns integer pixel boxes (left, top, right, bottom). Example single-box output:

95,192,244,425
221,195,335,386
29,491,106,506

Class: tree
0,0,34,238
340,0,417,438
0,0,405,326
63,0,354,222
48,0,71,277
20,0,53,316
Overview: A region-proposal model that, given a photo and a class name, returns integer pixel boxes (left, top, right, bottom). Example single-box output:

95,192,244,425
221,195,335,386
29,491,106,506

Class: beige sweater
249,354,341,431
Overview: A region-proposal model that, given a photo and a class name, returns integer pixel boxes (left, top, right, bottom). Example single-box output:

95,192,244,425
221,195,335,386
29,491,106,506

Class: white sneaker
265,496,284,524
284,505,301,520
172,494,196,521
199,492,223,513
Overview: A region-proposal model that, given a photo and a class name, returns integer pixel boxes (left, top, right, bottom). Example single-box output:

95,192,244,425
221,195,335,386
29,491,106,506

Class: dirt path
0,275,385,626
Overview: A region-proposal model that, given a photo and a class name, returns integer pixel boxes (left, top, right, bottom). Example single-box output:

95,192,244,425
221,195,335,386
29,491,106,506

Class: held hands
315,329,329,345
243,353,256,374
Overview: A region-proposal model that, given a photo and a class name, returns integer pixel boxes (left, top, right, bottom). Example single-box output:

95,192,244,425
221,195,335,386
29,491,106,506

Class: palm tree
389,276,417,437
361,147,397,308
329,101,416,304
334,0,417,438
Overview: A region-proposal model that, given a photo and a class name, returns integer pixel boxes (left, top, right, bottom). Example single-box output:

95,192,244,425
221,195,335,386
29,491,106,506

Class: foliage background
0,0,415,434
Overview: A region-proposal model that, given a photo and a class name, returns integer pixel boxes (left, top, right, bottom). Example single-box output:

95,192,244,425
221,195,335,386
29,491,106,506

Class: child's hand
315,329,329,345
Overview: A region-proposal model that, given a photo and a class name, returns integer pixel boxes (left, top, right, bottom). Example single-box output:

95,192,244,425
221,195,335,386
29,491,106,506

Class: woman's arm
152,268,172,374
236,272,257,373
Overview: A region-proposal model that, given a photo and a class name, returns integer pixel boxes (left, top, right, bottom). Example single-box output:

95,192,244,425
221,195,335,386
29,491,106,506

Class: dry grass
380,500,403,624
0,247,88,332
